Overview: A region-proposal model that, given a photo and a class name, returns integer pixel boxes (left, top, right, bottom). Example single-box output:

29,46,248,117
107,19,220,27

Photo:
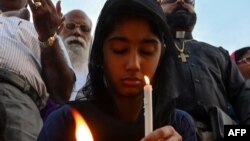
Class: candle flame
71,108,94,141
144,76,150,85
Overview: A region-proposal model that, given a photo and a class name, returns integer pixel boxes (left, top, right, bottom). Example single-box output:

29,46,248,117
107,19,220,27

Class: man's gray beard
63,36,90,73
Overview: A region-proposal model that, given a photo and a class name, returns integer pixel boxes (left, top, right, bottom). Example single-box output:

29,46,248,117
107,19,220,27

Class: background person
0,0,75,140
59,9,92,101
157,0,250,140
231,47,250,79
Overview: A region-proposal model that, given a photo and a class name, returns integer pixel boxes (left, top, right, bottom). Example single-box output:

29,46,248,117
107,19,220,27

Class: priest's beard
166,6,197,32
63,36,90,73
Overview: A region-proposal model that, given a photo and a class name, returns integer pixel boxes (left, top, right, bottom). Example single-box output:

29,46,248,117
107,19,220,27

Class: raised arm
28,0,75,103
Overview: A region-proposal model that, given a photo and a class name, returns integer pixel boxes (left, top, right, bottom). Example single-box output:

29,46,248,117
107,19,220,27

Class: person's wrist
39,33,57,47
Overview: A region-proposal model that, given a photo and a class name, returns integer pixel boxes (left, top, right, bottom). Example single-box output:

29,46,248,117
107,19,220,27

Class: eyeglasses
65,23,91,33
161,0,194,4
237,57,250,65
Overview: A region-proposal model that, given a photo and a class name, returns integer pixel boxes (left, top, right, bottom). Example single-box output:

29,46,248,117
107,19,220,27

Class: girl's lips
122,78,142,86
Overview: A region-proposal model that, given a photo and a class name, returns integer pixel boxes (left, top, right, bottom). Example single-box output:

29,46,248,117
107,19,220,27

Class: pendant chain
174,39,192,53
174,40,191,62
174,41,185,53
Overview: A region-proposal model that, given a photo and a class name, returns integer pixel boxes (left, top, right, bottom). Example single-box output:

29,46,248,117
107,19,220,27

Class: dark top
173,39,250,124
38,101,197,141
40,98,60,122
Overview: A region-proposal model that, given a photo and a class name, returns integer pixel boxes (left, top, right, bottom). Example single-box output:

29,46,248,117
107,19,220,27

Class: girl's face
103,18,162,97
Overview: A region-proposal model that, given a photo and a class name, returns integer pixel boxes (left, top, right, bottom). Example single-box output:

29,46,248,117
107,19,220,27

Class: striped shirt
0,15,72,107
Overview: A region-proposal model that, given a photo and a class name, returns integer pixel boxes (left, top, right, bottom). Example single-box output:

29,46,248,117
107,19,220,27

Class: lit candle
144,76,153,136
71,108,94,141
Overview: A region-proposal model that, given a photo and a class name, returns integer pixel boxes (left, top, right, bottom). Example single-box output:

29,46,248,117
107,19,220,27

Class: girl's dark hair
81,0,179,126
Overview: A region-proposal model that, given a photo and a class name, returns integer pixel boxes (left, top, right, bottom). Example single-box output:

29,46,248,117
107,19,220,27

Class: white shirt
0,15,71,107
69,70,88,101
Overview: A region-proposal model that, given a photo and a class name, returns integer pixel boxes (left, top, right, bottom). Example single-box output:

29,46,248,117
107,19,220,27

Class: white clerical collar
176,31,185,39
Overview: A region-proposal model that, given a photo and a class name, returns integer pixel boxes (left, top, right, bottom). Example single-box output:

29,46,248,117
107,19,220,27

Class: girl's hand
141,125,182,141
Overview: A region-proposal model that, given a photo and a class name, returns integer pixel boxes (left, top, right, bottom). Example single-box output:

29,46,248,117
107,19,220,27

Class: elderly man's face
60,11,92,70
60,11,92,47
0,0,27,12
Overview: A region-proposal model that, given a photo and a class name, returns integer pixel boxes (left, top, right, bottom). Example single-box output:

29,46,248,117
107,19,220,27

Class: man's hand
28,0,64,41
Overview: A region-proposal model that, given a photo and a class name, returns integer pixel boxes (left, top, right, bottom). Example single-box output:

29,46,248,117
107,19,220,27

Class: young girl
38,0,197,140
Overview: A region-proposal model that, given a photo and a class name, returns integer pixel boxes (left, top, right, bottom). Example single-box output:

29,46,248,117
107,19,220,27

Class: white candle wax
144,76,153,136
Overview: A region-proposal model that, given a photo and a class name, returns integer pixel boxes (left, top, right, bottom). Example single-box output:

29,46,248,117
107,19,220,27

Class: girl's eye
113,48,127,54
140,46,156,56
111,44,128,54
140,50,154,55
